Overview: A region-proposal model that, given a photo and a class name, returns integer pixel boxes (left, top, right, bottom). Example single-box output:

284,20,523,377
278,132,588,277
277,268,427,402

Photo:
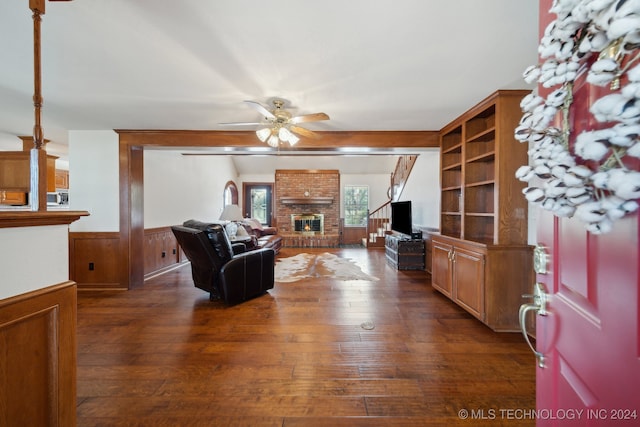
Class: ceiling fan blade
290,112,330,124
244,100,275,120
290,125,322,139
218,122,263,126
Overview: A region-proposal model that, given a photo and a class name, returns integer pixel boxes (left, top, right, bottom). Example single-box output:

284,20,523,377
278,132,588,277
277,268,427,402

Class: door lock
533,245,550,275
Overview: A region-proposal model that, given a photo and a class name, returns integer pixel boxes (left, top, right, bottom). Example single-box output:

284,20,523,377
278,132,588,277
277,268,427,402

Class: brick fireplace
275,169,340,247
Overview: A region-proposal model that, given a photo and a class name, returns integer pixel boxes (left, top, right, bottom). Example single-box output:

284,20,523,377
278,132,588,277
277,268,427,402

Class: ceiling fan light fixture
225,99,328,147
288,134,299,146
277,127,300,145
256,127,271,142
267,134,280,147
278,127,294,141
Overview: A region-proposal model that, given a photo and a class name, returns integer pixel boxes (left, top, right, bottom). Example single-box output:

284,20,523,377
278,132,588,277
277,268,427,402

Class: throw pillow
243,218,264,231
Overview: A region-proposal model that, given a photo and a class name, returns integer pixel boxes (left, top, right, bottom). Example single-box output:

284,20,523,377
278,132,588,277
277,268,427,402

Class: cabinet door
1,191,27,205
431,241,453,297
46,157,57,192
55,169,69,189
453,247,485,319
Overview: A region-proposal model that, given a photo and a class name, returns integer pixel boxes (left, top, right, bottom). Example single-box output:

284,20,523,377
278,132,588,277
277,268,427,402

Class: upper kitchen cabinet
55,169,69,190
0,151,58,205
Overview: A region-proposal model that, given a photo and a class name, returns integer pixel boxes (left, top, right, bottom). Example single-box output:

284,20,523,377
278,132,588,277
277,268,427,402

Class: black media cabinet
385,233,425,270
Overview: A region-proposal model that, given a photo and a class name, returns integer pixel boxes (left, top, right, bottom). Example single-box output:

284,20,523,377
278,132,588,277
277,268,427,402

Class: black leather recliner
171,220,275,305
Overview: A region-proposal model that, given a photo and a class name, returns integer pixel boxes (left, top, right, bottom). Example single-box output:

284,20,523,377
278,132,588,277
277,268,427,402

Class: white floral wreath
515,0,640,234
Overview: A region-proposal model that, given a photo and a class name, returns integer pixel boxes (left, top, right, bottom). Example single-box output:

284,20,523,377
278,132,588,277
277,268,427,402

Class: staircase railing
364,154,418,248
390,155,418,201
365,200,391,248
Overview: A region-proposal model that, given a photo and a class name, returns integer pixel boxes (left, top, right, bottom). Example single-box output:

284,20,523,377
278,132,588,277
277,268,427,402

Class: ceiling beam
115,130,440,149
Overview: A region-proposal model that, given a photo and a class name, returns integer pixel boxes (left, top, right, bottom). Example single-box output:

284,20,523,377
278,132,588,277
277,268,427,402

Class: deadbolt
533,245,550,275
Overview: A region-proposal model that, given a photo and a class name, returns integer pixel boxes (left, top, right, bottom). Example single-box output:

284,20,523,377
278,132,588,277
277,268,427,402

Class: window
344,185,369,226
223,181,238,206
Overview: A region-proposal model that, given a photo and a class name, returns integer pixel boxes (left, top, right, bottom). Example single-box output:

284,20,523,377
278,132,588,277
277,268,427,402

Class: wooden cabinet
433,90,533,331
452,246,484,320
0,191,27,205
0,151,58,199
385,234,425,270
431,239,453,297
440,90,529,245
0,151,31,191
432,235,532,331
55,169,69,189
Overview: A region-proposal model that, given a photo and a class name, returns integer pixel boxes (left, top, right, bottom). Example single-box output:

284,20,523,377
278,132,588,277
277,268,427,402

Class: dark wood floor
76,247,535,426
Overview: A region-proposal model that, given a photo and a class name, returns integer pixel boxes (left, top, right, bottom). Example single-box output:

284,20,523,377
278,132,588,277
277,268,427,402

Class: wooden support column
29,0,47,211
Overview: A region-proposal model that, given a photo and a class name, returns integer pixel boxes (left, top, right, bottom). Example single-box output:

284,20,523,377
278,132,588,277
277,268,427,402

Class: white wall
238,166,435,224
236,173,275,203
399,149,440,230
144,151,238,227
341,173,391,216
0,225,69,299
63,134,439,233
68,133,240,230
68,130,120,232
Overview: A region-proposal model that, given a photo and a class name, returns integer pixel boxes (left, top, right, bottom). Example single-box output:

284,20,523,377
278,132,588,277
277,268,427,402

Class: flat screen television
391,201,412,236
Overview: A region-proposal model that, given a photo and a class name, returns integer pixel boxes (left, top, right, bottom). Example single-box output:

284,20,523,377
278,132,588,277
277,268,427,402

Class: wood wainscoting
70,228,185,289
342,225,366,246
0,281,77,426
143,226,184,278
69,231,123,290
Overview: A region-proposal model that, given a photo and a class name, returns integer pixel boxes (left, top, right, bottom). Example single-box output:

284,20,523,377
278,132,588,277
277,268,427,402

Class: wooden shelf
442,163,462,172
466,151,495,164
442,143,462,154
280,197,334,205
438,90,528,245
466,126,496,143
465,179,495,188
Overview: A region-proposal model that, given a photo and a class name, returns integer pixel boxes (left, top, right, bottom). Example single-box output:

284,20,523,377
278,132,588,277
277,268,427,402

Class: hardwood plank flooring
76,247,535,426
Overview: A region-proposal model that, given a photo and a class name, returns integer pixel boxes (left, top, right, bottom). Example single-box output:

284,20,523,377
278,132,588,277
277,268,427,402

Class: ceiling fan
220,99,330,147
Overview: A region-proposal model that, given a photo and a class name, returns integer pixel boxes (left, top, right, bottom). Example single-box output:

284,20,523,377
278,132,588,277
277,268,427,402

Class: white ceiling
0,0,539,174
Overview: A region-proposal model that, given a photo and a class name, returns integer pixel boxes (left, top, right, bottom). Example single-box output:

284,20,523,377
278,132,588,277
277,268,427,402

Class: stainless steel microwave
47,192,69,206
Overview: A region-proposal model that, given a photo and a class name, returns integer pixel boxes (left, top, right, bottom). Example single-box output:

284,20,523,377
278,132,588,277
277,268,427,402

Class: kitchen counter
0,209,89,228
0,205,70,211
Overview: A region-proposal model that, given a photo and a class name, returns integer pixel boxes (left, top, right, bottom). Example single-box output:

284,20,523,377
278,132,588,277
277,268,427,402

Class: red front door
532,210,639,425
521,2,640,424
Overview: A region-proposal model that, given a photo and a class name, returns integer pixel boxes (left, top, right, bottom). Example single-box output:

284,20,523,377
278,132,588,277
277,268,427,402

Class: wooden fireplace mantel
280,197,334,205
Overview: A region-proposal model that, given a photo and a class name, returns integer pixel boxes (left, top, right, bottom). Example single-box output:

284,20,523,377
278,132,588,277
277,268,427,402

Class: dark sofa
240,218,282,254
171,220,275,305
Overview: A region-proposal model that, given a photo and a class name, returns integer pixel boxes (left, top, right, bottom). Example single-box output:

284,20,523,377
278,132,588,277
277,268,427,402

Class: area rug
274,252,379,283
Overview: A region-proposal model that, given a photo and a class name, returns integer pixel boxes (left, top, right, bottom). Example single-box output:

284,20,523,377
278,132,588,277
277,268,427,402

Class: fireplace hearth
291,214,324,234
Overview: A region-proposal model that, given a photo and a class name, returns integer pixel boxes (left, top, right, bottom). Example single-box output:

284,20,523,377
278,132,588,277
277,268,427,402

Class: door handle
519,282,550,368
